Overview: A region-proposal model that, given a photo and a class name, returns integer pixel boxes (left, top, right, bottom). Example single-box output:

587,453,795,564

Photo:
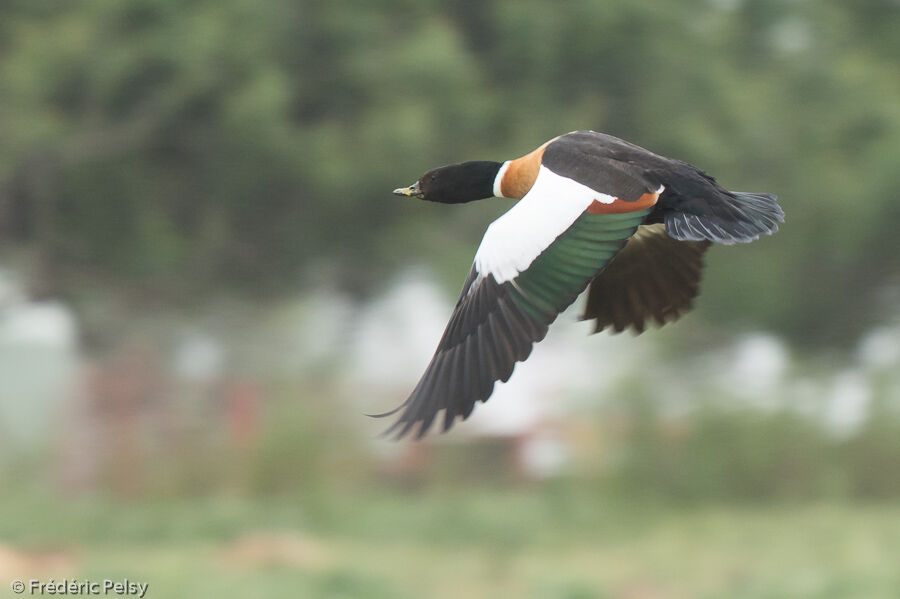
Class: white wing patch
474,166,616,283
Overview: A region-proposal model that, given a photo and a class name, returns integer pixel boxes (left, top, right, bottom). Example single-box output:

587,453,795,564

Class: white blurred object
0,300,76,349
857,325,900,371
172,331,224,383
824,370,872,436
518,430,569,479
724,333,789,406
351,269,448,386
0,270,78,449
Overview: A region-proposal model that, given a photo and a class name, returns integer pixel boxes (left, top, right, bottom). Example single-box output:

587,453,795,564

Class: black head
393,161,502,204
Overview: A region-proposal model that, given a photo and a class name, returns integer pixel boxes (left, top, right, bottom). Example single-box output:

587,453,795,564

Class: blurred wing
376,167,657,439
582,224,711,334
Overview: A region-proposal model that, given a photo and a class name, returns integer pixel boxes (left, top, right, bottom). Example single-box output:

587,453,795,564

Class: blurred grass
2,486,900,599
2,375,898,598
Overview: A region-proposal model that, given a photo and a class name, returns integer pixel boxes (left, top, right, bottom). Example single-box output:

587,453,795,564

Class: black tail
664,191,784,245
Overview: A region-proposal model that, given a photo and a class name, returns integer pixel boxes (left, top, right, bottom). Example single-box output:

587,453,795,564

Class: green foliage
603,395,900,503
7,378,898,504
612,400,838,502
1,0,899,345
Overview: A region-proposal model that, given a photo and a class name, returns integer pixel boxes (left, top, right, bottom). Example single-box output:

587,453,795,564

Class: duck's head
393,160,502,204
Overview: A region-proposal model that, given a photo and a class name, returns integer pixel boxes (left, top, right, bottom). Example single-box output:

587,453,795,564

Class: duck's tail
664,191,784,245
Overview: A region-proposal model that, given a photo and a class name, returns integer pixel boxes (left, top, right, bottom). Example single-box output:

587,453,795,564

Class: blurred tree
0,0,897,348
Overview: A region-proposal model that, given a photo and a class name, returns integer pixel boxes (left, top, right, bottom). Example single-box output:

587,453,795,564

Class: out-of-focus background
1,1,899,597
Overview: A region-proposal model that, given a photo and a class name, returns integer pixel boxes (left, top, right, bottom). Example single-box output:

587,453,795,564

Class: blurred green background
1,1,899,598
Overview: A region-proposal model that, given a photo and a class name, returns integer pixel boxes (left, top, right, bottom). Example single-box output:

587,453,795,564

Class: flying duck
379,130,783,439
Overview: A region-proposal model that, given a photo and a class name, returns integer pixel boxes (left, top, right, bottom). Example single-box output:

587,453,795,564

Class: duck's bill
392,182,423,198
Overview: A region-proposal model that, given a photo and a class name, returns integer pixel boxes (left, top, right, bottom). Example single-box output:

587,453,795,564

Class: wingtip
364,402,408,419
373,407,454,441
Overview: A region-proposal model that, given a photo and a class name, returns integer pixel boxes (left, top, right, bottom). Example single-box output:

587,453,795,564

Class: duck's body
383,131,783,439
